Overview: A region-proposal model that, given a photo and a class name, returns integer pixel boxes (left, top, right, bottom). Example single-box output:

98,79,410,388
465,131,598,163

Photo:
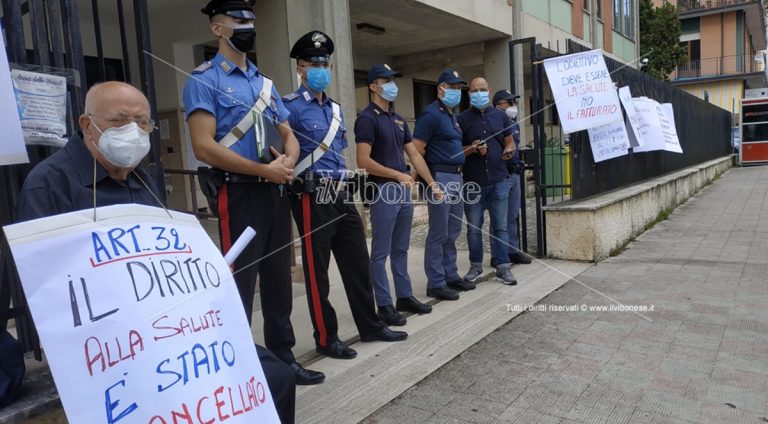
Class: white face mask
506,106,518,120
90,120,151,168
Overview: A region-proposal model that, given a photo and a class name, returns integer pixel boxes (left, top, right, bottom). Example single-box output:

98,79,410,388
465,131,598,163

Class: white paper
159,119,171,140
660,103,683,154
587,121,631,162
631,97,666,153
11,69,67,147
3,205,280,424
618,86,644,148
0,35,29,165
543,49,623,134
224,226,257,266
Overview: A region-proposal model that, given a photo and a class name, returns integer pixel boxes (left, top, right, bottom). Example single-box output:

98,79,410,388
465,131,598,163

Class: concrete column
483,38,512,94
255,0,358,167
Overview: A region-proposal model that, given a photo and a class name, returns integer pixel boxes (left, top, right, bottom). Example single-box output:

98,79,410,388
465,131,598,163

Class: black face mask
227,28,256,53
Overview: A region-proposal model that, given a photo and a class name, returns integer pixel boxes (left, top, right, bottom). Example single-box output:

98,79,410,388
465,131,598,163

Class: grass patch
609,207,674,257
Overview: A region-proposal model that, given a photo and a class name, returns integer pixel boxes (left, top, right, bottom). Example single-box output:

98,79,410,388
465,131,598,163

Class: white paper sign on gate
0,30,29,166
3,205,280,424
632,97,666,153
543,49,623,134
618,86,644,148
660,103,683,154
11,69,68,147
587,121,631,162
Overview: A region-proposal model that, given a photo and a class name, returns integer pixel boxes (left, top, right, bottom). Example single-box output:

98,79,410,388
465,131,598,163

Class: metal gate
0,0,161,357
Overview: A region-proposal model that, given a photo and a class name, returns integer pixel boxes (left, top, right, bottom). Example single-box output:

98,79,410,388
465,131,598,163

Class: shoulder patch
282,93,300,101
191,61,213,74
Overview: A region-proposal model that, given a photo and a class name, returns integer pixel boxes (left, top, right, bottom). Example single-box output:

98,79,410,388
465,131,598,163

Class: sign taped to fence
543,49,623,134
631,97,666,153
587,121,631,162
660,103,683,154
11,68,68,147
3,204,280,424
618,86,644,148
0,36,29,166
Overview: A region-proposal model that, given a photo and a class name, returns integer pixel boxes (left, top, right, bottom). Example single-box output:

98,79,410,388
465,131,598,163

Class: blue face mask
378,81,399,102
442,88,461,108
306,67,332,92
470,91,490,109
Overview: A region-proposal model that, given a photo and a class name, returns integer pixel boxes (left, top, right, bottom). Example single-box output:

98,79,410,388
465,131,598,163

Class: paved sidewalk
365,166,768,424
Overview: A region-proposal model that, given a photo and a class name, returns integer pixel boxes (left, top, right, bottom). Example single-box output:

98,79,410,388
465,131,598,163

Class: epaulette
282,93,300,101
191,61,213,74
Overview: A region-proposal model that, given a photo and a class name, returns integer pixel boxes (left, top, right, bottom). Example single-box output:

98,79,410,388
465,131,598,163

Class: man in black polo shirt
355,64,436,326
15,81,298,424
458,77,518,285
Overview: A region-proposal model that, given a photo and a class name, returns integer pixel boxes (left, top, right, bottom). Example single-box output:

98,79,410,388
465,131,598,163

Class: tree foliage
639,0,688,80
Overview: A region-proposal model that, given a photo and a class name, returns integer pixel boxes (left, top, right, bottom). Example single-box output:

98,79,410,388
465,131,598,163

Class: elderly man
15,81,298,424
458,78,517,286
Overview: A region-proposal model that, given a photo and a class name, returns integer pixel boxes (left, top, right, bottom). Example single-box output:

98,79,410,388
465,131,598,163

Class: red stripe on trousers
303,194,328,347
218,184,232,256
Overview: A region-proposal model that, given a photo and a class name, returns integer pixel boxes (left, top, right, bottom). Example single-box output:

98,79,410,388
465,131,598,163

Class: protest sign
660,103,683,153
587,121,631,162
0,34,29,166
631,97,666,153
543,49,623,133
3,205,280,424
11,68,68,147
618,86,644,148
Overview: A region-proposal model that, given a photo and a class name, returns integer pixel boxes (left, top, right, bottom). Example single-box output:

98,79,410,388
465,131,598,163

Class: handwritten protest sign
0,32,29,166
587,121,631,162
543,49,623,133
11,69,68,147
660,103,683,153
618,86,644,148
3,205,279,424
631,97,665,153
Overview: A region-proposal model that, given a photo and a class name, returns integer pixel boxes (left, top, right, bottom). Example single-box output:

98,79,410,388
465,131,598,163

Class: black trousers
218,182,297,364
256,343,296,424
290,192,385,348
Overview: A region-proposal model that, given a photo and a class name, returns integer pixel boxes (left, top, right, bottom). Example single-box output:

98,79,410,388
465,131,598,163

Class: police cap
367,63,402,83
201,0,255,20
290,31,334,64
437,68,466,86
492,89,520,105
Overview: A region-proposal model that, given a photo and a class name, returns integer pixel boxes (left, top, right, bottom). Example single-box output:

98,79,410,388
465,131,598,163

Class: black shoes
289,362,325,385
447,278,476,291
316,340,357,359
427,285,460,300
396,296,433,314
378,305,407,326
510,252,532,264
361,326,408,342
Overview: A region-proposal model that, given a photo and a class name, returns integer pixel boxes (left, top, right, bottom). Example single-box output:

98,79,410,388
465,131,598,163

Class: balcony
677,0,760,13
673,54,765,80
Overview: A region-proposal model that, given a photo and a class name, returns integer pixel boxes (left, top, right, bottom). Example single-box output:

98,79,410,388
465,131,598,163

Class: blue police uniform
506,118,525,258
355,101,415,308
286,31,403,357
457,106,514,267
182,53,302,373
413,98,465,290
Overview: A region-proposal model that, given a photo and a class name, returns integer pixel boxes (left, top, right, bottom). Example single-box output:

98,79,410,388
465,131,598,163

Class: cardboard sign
618,86,644,148
587,121,631,162
543,49,623,134
0,30,29,166
3,205,280,424
11,69,68,147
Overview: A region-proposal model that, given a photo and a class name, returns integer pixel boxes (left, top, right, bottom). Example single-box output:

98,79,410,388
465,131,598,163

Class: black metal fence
565,40,732,200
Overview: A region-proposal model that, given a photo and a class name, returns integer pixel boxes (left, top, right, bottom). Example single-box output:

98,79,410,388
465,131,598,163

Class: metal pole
91,0,107,81
116,0,133,83
2,0,27,63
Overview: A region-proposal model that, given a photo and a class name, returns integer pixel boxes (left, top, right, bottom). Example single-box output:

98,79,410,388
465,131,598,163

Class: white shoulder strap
219,77,274,149
293,102,341,177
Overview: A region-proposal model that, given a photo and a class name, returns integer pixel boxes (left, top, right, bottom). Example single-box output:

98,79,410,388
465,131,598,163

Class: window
613,0,634,39
597,0,602,19
584,0,590,12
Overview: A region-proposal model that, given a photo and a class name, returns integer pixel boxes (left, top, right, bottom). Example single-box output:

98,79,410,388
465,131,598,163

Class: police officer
492,89,532,265
458,78,518,286
183,0,325,390
285,31,407,360
412,68,475,300
354,64,437,326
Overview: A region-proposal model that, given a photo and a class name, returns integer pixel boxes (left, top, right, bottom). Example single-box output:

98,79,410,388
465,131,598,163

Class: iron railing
677,0,759,12
674,54,765,79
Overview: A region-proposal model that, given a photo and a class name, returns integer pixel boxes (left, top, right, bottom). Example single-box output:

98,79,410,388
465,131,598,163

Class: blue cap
492,89,520,105
437,68,466,85
367,63,402,83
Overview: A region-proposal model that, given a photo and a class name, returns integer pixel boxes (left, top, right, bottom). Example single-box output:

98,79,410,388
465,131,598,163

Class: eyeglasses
88,114,156,132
